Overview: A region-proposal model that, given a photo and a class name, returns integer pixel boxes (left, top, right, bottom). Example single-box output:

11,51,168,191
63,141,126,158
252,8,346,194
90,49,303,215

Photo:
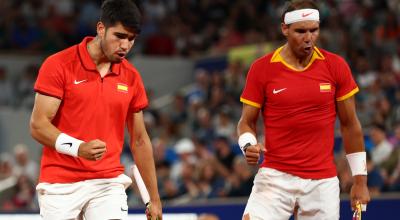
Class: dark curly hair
100,0,142,34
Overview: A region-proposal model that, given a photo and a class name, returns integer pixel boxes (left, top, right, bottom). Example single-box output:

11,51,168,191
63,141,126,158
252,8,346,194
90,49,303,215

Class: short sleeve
240,61,265,108
129,74,148,113
34,56,65,99
333,56,359,101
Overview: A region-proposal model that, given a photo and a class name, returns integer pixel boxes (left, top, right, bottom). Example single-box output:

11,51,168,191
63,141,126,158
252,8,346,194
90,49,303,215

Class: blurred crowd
1,0,400,212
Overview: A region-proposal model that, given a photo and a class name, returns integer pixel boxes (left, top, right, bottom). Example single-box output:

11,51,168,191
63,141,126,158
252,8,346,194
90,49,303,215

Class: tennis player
237,0,370,219
30,0,162,219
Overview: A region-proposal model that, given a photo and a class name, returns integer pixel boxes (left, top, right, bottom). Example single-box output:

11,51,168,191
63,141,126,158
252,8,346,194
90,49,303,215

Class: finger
93,152,104,160
351,200,356,211
351,199,361,211
246,151,261,157
246,157,259,163
92,148,107,155
246,156,259,163
260,144,267,153
91,144,107,149
246,159,258,165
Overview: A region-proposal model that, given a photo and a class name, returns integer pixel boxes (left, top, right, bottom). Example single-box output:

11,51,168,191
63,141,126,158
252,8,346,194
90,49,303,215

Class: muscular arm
30,93,62,148
337,96,364,154
337,96,370,208
237,104,264,165
237,104,259,136
127,111,162,217
30,93,106,160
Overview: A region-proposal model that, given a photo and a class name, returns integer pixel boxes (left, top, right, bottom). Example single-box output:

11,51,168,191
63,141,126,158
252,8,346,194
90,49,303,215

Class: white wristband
55,133,83,157
346,152,367,176
238,132,257,155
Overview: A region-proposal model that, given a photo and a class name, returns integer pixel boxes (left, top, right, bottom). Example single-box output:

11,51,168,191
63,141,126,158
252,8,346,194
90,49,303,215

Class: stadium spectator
12,144,38,183
0,67,13,107
369,123,393,166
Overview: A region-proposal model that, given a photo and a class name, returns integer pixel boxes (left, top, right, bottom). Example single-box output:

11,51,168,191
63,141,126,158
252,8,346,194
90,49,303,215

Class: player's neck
280,44,313,70
87,37,110,67
87,37,112,77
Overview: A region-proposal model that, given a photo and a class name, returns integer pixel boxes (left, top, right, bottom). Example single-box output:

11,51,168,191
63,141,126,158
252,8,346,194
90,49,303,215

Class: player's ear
281,23,289,37
97,22,106,38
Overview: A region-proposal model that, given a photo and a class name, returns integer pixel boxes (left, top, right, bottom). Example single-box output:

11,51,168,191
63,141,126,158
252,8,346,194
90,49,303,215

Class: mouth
304,46,312,54
116,52,126,58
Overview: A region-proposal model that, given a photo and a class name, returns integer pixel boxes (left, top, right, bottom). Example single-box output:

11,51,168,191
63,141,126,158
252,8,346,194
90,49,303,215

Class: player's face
97,22,137,63
282,21,319,58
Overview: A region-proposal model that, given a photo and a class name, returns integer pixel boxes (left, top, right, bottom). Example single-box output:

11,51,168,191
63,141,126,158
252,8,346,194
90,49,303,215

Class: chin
110,56,123,63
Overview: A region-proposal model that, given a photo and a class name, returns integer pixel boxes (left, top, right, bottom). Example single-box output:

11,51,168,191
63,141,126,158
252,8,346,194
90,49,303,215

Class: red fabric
35,37,148,183
241,47,358,179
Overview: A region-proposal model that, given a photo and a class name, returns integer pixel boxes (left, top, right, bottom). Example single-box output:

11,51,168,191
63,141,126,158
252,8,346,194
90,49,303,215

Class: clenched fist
244,143,266,166
78,139,106,161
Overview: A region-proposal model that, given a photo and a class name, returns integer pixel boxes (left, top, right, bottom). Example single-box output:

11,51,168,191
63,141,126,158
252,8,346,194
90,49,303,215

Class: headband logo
284,9,319,24
302,12,313,17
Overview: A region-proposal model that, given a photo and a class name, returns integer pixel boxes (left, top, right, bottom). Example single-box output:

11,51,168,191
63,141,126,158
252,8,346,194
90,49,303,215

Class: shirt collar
270,46,325,71
78,36,121,75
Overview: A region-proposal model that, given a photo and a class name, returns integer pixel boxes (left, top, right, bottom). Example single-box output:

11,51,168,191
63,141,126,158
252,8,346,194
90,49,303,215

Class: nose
120,39,131,51
304,31,312,43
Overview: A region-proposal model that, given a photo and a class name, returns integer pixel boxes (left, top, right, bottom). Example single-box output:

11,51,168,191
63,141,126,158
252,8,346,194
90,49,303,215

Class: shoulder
42,45,79,68
119,59,144,86
250,52,274,69
318,48,348,66
120,59,141,77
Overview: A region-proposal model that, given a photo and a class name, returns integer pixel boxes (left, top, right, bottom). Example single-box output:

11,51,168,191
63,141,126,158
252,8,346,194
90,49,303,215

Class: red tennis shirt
34,37,148,183
240,46,359,179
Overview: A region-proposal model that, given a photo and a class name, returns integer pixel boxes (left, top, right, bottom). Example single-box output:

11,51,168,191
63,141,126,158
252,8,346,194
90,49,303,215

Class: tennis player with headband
237,0,370,219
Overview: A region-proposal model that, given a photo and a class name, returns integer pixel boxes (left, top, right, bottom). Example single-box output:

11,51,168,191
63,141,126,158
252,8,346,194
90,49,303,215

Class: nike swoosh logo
61,143,72,147
121,207,128,211
273,88,287,94
302,12,313,17
74,79,87,85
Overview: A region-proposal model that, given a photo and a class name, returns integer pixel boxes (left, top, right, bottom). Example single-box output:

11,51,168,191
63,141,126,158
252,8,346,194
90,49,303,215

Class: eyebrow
294,27,319,32
114,32,137,40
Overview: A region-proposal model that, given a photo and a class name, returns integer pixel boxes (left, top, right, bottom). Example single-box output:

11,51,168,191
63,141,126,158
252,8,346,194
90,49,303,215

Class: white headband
284,9,319,25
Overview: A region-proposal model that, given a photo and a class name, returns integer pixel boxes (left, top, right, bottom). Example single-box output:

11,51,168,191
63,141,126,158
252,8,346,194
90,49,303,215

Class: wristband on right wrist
238,132,257,155
346,152,367,176
55,133,83,157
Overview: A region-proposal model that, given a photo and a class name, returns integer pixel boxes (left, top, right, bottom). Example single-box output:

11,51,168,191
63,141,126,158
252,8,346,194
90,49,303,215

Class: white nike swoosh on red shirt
74,79,87,85
273,88,287,94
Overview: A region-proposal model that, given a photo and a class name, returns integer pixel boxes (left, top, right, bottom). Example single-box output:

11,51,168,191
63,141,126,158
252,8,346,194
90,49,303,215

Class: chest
63,68,133,108
265,67,336,108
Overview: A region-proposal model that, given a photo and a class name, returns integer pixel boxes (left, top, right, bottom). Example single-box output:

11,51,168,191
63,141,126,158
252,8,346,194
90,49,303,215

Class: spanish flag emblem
117,83,128,93
319,83,331,92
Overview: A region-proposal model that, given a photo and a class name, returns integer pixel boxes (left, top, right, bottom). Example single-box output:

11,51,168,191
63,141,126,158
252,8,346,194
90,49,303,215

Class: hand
350,175,370,211
145,200,162,220
244,143,266,165
77,139,106,161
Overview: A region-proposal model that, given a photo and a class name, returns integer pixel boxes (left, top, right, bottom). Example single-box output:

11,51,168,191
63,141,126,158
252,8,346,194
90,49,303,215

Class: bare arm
337,96,364,154
30,93,106,161
237,104,259,136
237,104,264,165
337,96,370,209
127,111,162,219
30,93,62,147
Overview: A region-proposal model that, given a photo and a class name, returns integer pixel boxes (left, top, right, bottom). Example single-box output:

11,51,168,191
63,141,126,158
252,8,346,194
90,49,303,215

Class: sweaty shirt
240,46,358,179
35,37,148,183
